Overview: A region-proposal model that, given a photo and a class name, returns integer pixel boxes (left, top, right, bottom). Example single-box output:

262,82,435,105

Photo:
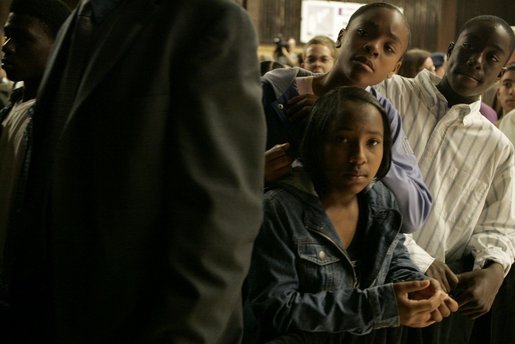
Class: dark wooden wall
246,0,515,52
455,0,515,32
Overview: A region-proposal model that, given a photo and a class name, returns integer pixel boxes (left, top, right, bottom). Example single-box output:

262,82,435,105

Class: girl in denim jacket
245,87,457,343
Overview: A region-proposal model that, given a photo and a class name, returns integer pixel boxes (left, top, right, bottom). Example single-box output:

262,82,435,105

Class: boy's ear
447,42,455,59
335,29,345,48
391,61,402,75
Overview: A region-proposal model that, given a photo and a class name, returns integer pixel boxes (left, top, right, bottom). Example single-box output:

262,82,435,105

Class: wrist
483,260,504,279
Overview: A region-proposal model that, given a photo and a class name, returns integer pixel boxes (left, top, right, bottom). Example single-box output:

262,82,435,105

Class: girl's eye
462,42,472,49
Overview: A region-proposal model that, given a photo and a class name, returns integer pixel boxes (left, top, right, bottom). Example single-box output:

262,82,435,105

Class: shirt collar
415,69,481,124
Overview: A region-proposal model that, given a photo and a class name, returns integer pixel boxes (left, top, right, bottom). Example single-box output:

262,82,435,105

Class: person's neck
320,188,357,209
436,76,479,108
21,79,40,102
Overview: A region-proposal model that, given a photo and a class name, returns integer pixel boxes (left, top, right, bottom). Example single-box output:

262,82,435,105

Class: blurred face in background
422,56,436,74
302,43,335,73
497,67,515,114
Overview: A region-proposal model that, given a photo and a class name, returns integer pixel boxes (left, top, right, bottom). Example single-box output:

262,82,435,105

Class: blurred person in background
497,63,515,121
397,48,435,78
301,35,337,74
0,0,70,337
431,51,447,78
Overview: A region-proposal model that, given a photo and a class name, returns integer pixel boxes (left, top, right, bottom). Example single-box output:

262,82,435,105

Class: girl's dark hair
10,0,71,38
300,86,392,193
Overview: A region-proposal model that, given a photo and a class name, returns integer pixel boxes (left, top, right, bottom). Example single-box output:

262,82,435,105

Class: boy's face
323,101,384,196
1,13,54,83
335,7,409,88
497,69,515,114
444,21,512,98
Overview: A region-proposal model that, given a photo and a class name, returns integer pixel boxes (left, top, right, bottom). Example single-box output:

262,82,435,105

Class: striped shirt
375,70,515,274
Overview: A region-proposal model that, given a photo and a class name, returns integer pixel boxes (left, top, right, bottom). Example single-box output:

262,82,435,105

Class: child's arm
370,87,432,234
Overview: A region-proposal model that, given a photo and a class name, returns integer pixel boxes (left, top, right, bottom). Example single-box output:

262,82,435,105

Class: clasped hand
394,279,458,328
426,259,504,319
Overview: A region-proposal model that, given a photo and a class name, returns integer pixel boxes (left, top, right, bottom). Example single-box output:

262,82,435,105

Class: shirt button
319,250,326,259
277,104,284,110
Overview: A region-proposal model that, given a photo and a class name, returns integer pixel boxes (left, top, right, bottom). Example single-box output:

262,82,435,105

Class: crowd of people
0,0,513,343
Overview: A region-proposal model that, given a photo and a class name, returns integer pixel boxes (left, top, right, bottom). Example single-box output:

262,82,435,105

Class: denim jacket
261,67,431,233
245,165,426,342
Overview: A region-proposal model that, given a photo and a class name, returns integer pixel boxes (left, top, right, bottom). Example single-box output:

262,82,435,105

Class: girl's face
335,7,409,88
323,100,384,196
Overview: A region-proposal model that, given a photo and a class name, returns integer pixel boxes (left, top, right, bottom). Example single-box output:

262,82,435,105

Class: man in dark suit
6,0,265,342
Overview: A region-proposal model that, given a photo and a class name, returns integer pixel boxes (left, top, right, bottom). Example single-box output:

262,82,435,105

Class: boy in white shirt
376,15,515,343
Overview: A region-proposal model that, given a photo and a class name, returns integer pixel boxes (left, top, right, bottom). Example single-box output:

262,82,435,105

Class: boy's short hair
10,0,71,38
345,2,411,52
459,15,515,59
300,86,392,193
304,35,337,59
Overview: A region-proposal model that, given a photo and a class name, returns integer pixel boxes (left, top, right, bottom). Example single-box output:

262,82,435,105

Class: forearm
387,234,427,282
251,285,400,337
374,88,432,233
382,167,432,233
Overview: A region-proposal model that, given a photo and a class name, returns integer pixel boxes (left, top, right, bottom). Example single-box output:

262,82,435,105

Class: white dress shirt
498,108,515,146
376,70,515,274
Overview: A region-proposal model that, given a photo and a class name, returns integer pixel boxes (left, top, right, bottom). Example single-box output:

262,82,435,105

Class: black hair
345,2,411,52
459,15,515,61
10,0,71,38
300,86,392,194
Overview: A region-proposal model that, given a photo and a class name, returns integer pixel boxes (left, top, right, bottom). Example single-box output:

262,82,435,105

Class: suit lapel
67,0,160,118
35,12,75,113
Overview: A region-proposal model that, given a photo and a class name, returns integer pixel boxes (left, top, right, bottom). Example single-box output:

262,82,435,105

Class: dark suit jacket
7,0,265,342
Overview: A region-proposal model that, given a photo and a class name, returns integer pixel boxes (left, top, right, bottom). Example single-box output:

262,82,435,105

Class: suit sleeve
161,2,265,342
